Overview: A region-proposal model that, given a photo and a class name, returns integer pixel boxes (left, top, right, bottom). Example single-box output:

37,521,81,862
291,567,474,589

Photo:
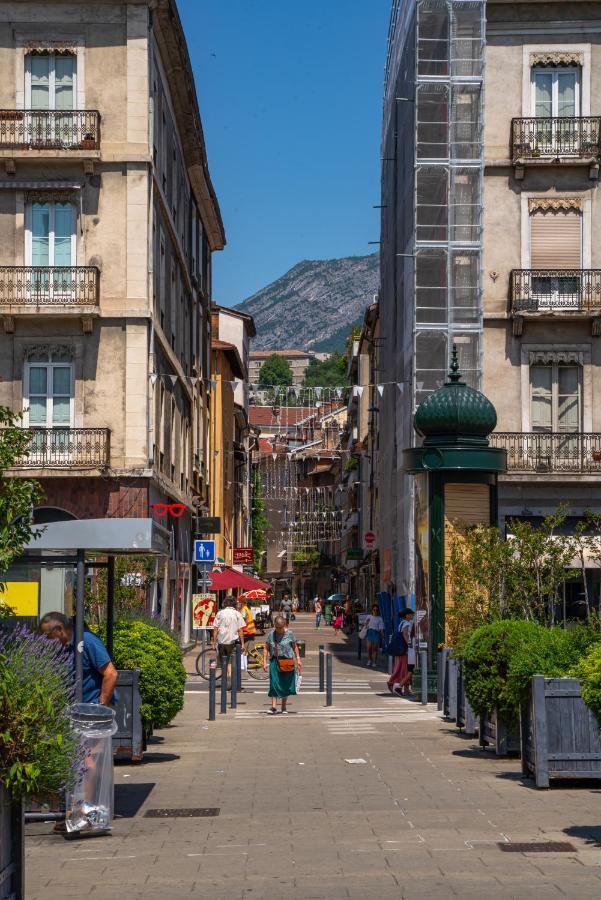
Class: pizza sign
192,593,217,629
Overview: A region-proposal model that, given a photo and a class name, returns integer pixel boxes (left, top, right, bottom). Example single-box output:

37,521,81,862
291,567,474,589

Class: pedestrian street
25,615,601,900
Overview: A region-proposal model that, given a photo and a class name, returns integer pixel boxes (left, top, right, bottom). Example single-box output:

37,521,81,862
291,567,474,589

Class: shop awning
208,566,271,592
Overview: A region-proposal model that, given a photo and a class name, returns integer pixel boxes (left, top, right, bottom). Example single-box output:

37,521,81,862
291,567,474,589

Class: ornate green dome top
414,347,497,447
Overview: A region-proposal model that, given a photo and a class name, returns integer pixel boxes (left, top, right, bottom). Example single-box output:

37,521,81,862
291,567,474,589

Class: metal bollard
236,643,243,693
208,662,216,721
326,652,333,707
230,651,237,710
319,644,325,692
220,656,228,714
420,650,428,706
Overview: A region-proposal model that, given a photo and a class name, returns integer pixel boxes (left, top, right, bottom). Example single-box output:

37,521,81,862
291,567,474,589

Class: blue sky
177,0,390,308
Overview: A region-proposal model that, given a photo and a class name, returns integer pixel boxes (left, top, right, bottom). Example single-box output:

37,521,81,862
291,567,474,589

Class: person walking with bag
314,595,323,628
263,615,302,714
386,608,415,695
360,604,385,668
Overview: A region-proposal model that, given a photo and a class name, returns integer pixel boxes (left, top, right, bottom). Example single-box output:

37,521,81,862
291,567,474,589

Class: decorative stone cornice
530,52,583,67
528,197,582,213
529,350,584,365
24,344,74,362
25,191,77,204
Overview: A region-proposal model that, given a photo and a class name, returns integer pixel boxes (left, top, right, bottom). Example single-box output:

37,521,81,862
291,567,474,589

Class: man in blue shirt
40,611,118,705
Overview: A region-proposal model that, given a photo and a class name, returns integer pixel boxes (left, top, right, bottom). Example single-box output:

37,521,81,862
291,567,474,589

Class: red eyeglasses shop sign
233,547,254,565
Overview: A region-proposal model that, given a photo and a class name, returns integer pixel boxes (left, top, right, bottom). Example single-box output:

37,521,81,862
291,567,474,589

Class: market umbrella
208,566,270,593
327,593,345,602
240,589,268,600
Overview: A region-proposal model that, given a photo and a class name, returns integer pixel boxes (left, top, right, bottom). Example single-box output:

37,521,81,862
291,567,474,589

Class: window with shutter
530,363,580,432
530,208,582,307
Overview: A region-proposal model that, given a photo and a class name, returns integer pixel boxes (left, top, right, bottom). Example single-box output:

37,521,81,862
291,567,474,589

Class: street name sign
194,539,216,563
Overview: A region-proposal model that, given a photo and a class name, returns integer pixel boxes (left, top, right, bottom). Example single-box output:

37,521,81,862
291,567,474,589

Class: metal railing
0,266,100,306
0,109,100,150
14,428,110,468
511,269,601,313
490,432,601,473
511,116,601,161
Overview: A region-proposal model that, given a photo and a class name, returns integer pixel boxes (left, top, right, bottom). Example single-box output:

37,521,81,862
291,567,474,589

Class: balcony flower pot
80,133,96,150
0,110,24,121
592,450,601,462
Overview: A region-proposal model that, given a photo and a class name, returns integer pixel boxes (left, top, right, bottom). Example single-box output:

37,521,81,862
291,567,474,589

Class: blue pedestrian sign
194,539,216,563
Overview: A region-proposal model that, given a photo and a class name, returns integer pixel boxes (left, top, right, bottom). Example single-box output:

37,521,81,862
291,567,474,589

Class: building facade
381,0,601,617
0,0,224,639
249,348,324,386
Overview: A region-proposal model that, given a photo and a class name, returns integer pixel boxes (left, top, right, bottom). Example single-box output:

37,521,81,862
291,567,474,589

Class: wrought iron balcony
490,432,601,474
0,267,100,308
14,428,110,469
0,110,100,150
511,269,601,313
511,117,601,161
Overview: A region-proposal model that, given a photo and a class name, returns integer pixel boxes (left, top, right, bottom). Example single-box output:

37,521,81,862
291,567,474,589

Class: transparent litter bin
65,703,117,836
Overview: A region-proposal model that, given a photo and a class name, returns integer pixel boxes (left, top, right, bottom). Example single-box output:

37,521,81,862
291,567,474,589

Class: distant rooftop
249,349,315,360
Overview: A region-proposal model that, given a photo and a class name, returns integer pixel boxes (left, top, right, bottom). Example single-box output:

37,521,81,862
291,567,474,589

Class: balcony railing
490,432,601,474
511,117,601,161
0,110,100,150
0,267,100,307
14,428,110,469
511,269,601,313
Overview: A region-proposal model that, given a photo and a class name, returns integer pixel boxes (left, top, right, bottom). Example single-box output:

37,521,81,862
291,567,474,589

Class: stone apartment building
0,0,224,637
249,348,324,387
380,0,601,616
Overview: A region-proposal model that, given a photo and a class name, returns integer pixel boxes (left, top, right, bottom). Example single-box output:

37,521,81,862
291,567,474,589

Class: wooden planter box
112,668,146,762
0,784,23,900
443,654,458,721
480,709,520,755
456,661,478,736
521,676,601,788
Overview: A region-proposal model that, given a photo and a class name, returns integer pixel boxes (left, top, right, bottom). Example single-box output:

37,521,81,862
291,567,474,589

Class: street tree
258,354,293,387
0,407,42,581
302,353,346,388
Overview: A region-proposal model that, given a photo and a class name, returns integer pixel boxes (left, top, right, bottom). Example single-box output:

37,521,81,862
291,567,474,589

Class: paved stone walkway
25,615,601,898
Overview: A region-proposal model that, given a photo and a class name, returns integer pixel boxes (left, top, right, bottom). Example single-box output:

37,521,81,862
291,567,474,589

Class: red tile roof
249,406,317,427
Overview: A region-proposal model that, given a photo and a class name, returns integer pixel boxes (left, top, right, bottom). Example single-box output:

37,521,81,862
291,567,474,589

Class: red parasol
240,589,268,601
208,566,270,593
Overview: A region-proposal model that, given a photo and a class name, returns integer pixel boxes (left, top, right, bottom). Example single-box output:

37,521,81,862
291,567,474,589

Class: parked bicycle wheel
195,647,222,683
245,642,268,680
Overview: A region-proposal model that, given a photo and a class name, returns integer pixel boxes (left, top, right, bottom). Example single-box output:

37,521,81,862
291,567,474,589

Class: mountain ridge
235,252,379,352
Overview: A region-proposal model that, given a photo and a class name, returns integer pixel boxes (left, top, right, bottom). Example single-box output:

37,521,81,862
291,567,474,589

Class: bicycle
194,639,268,682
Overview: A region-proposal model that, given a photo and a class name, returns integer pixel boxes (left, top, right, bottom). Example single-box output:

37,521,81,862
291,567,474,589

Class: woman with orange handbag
263,615,302,715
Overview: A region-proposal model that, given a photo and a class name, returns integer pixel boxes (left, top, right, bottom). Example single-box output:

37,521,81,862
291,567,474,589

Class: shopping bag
241,653,248,671
296,673,302,692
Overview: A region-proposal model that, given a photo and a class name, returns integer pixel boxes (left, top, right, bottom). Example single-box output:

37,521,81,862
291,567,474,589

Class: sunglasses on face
151,503,186,518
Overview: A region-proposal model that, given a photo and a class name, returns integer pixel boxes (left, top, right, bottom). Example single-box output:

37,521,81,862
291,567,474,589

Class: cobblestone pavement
26,615,601,899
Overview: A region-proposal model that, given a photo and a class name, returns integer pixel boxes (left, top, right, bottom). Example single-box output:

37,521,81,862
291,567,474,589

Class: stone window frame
520,192,591,268
522,44,591,117
520,342,592,433
14,32,86,110
13,339,85,429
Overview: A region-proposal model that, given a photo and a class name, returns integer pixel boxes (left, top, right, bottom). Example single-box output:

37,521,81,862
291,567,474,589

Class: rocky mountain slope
235,253,379,352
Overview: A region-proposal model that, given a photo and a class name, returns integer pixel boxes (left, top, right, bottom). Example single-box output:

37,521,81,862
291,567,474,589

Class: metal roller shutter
530,209,582,269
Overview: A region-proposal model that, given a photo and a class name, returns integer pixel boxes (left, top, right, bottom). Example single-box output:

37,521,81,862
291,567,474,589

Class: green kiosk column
403,349,506,653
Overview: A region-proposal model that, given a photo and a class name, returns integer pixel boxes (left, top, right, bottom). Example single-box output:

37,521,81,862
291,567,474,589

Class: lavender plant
0,627,81,799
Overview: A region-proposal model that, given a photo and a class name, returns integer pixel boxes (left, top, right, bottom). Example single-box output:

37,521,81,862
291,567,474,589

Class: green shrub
0,627,81,799
463,621,598,724
105,619,186,728
571,642,601,729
